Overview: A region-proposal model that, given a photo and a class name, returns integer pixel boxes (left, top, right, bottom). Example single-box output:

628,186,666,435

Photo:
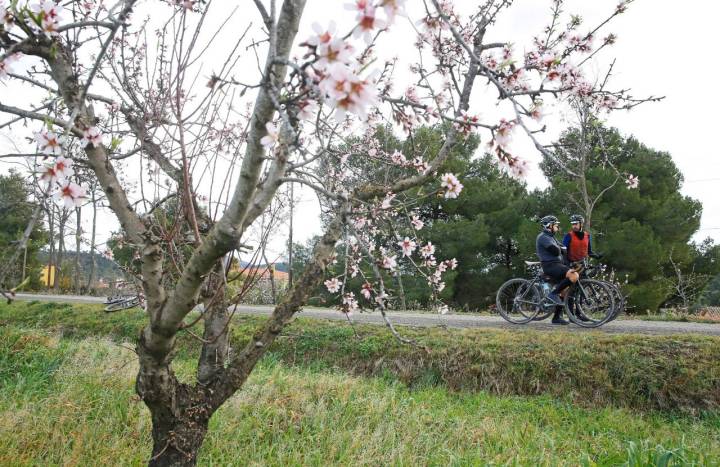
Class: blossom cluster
299,1,407,122
35,128,88,209
30,0,65,36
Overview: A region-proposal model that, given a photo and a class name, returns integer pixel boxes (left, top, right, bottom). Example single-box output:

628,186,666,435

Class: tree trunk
137,338,213,467
87,188,98,290
197,265,230,385
47,207,55,289
395,272,406,311
75,206,82,293
55,209,67,291
148,413,209,467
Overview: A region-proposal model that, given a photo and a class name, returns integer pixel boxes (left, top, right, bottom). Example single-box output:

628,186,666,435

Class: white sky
1,0,718,260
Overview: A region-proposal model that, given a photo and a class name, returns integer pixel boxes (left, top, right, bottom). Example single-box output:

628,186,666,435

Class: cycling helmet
540,215,559,229
570,214,585,224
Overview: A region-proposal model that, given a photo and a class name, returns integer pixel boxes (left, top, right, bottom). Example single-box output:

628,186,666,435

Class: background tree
543,124,702,311
0,170,47,289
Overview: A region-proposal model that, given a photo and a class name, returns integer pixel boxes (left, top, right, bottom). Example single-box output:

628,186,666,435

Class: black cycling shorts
542,262,570,282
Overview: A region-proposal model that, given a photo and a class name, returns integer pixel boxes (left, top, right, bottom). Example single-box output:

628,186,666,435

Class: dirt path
13,293,720,336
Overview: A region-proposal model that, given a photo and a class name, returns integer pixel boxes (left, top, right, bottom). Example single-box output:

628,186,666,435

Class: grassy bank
1,301,720,413
1,326,719,465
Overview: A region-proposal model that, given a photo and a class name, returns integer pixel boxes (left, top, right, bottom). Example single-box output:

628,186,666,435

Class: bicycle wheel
104,297,140,312
606,283,625,321
496,278,541,324
565,279,615,328
532,286,557,321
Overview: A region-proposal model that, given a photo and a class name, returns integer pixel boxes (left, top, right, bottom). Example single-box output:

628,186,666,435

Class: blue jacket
536,230,564,264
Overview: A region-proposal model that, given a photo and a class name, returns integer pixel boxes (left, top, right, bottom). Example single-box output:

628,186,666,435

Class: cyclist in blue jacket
536,215,579,324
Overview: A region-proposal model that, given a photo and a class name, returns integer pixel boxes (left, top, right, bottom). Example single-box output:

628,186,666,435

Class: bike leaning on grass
104,281,144,312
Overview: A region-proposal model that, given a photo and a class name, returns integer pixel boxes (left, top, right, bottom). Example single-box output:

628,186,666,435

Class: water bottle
541,282,552,310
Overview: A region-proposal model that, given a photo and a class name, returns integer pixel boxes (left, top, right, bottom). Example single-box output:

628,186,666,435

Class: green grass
0,326,718,466
2,300,720,414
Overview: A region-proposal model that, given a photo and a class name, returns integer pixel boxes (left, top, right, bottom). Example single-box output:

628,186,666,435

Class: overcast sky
1,0,718,259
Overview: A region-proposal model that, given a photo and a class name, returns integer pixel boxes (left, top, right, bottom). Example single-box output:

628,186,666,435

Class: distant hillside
37,250,125,282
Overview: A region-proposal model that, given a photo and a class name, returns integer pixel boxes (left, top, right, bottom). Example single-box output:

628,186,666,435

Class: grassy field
1,301,719,465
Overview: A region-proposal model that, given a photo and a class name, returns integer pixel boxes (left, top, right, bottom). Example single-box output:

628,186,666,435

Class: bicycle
496,260,618,328
104,281,144,312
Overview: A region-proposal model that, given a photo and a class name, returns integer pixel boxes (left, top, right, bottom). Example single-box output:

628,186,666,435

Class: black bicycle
104,281,144,312
496,260,619,328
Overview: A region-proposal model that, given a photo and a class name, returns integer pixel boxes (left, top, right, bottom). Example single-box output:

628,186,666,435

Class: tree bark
47,207,55,289
75,206,82,293
197,264,230,385
136,345,213,467
87,187,98,290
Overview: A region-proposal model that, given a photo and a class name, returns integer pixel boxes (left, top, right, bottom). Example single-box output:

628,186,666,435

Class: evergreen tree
543,125,703,312
0,170,48,289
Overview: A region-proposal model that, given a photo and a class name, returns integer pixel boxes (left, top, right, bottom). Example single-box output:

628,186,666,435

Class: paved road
12,293,720,336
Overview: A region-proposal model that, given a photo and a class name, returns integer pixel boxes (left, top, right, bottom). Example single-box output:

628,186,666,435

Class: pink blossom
374,291,388,307
454,110,480,136
342,292,359,314
412,157,429,173
420,242,435,258
353,216,368,229
440,173,463,199
297,99,318,121
381,255,397,270
397,237,417,257
361,282,373,300
428,269,442,285
530,100,545,122
598,94,618,110
35,129,63,155
54,182,86,209
446,258,458,270
174,0,195,10
31,0,64,36
1,1,14,30
380,0,407,23
324,277,342,293
390,150,407,166
347,1,386,44
318,64,378,120
0,53,20,80
80,126,103,148
410,215,424,231
260,122,279,148
404,85,419,104
494,119,515,148
53,156,74,180
483,54,499,71
508,157,530,180
625,174,639,189
381,192,395,209
306,21,337,48
316,37,354,68
39,164,59,185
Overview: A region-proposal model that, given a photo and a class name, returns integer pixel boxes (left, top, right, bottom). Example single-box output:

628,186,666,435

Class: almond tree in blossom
0,0,651,464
